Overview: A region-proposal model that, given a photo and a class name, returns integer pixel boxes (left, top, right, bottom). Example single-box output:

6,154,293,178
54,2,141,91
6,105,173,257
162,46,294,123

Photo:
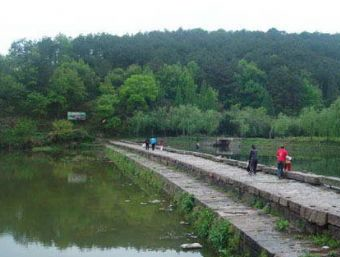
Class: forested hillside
1,28,340,148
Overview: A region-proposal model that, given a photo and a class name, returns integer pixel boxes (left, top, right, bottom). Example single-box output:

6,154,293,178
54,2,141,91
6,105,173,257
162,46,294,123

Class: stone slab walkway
107,144,321,257
110,141,340,236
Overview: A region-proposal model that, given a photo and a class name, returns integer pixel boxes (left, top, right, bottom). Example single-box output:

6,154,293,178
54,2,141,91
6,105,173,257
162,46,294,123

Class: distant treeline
1,28,340,147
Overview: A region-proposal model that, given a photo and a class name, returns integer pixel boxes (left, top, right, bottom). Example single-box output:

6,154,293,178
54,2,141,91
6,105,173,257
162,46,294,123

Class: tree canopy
2,28,340,141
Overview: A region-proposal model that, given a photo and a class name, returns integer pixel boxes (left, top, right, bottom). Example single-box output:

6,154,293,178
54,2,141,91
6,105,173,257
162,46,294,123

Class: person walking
248,145,258,175
150,137,157,151
276,145,288,179
144,138,150,150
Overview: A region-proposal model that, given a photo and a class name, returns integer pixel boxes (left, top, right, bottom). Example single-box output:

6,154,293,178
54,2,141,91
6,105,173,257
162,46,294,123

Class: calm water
0,151,216,257
162,137,340,177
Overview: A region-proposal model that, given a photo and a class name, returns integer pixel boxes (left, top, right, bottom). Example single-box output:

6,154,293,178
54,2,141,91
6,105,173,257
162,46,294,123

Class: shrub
312,233,340,249
208,219,231,250
192,208,215,238
1,118,37,149
174,193,195,214
48,120,91,143
275,219,289,231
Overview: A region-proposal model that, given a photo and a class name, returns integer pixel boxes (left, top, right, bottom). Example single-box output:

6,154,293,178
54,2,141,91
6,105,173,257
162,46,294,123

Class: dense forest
1,28,340,148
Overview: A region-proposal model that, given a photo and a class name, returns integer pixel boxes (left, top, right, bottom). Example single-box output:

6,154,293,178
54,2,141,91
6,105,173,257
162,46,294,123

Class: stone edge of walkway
107,144,317,257
114,140,340,240
121,140,340,190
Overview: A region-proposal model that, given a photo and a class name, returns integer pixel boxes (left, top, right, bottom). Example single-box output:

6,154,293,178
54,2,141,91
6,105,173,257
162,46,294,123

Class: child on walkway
284,155,292,171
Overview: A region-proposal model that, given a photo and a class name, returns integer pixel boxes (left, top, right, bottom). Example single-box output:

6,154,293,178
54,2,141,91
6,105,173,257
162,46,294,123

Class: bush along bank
0,118,94,151
106,148,269,257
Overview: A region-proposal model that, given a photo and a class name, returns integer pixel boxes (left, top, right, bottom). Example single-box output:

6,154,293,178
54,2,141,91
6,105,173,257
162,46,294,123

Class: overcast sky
1,0,340,54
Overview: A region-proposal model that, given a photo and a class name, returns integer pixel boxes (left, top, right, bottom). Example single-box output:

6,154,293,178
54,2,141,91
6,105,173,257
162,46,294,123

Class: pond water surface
0,151,217,257
162,137,340,177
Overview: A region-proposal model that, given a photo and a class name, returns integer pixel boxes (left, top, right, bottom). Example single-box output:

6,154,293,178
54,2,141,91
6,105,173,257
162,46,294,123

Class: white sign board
67,112,86,121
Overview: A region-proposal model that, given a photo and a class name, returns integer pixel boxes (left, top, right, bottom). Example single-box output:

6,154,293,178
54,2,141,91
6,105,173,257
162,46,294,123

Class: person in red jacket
276,145,288,179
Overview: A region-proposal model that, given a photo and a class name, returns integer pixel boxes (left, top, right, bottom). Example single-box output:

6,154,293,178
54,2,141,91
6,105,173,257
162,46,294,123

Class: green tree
227,105,272,137
301,72,323,108
48,62,87,116
234,60,272,112
273,113,301,137
25,92,50,118
169,105,202,135
61,60,99,99
0,73,26,116
197,83,219,111
299,107,319,137
95,93,120,131
2,118,37,149
201,110,221,135
103,68,126,88
119,74,158,114
267,66,305,115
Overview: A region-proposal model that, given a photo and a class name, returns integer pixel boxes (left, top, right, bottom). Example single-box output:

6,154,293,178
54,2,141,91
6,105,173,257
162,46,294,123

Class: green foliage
157,63,198,105
25,92,50,117
119,74,158,113
106,148,248,256
48,120,90,143
192,208,215,238
275,219,289,232
233,60,272,112
105,148,165,192
48,62,87,115
301,71,323,109
259,250,269,257
4,29,340,138
0,73,26,116
226,105,272,137
268,65,305,115
251,197,266,209
128,105,221,137
273,113,301,137
311,233,340,249
0,118,37,148
197,83,219,111
298,253,321,257
208,219,231,250
174,193,195,214
262,204,271,214
328,251,338,257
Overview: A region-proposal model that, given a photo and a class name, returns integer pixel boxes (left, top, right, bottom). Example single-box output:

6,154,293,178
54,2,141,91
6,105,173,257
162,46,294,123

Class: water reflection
0,235,205,257
68,173,87,183
0,152,215,257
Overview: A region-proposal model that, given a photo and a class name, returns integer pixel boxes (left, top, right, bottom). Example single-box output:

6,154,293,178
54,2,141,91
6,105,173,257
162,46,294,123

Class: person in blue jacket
150,137,157,151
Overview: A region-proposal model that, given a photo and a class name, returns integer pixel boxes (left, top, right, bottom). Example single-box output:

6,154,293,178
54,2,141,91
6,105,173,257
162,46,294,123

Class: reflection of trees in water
0,153,191,251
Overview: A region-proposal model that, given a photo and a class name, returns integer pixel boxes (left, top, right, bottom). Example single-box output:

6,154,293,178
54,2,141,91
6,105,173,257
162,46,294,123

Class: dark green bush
192,208,215,238
48,120,92,143
174,193,195,214
312,233,340,249
0,118,37,149
275,219,289,231
208,219,231,250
